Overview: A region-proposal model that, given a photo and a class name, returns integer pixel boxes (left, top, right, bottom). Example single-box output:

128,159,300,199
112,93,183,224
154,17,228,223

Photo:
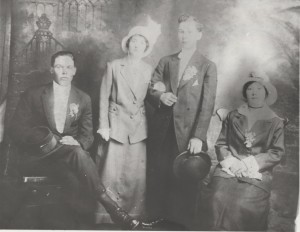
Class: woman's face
246,82,267,108
128,35,147,58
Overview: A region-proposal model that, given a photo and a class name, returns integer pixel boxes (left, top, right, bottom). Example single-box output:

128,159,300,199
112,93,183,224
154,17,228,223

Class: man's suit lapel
63,87,80,132
178,52,204,90
42,84,57,132
169,54,180,94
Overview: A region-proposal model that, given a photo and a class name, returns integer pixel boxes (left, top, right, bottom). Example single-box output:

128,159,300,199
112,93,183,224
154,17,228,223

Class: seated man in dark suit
9,51,154,229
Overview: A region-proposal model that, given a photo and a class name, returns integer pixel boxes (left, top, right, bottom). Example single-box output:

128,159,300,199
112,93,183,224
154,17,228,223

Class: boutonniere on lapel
69,103,79,119
182,65,198,81
244,130,256,148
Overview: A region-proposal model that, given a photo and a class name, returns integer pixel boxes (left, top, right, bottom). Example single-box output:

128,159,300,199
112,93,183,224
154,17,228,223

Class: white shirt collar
237,103,279,120
53,81,71,94
178,48,196,60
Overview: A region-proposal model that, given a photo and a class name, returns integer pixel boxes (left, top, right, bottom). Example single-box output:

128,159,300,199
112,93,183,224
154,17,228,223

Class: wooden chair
0,13,80,229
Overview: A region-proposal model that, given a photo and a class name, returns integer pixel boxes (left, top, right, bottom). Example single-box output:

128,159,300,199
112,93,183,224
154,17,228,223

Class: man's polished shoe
109,207,164,230
140,219,187,231
134,219,165,230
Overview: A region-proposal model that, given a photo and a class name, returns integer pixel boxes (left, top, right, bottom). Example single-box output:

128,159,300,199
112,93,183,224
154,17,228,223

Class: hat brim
173,151,187,178
173,151,211,179
241,77,278,106
31,143,64,161
121,34,153,58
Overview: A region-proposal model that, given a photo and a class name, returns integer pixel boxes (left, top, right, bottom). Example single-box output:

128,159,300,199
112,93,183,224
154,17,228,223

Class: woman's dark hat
173,151,212,181
24,126,63,160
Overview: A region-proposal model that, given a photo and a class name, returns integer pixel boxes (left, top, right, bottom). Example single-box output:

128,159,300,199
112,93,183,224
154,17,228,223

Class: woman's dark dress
202,104,285,231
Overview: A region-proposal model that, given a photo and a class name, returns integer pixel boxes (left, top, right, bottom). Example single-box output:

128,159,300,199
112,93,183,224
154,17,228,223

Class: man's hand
60,136,80,146
187,137,203,154
160,92,177,106
97,128,110,141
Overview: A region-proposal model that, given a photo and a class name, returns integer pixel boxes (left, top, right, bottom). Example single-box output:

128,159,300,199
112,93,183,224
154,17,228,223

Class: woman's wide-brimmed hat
24,126,63,161
241,72,278,106
121,16,161,58
173,151,212,182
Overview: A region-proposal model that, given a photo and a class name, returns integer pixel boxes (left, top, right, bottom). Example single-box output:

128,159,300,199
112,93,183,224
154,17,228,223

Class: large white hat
121,16,161,58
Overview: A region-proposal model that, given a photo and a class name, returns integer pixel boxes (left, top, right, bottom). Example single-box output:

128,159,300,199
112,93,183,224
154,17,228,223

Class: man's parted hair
51,51,76,67
178,14,204,32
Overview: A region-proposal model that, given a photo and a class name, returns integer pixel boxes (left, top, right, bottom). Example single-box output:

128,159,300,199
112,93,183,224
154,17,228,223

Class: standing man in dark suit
10,51,155,229
147,15,217,229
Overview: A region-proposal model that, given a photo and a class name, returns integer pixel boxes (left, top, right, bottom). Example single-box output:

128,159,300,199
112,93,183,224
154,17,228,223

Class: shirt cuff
153,81,166,92
97,128,110,134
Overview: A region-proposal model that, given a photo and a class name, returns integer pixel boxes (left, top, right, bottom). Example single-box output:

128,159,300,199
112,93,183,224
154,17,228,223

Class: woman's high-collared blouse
214,104,285,192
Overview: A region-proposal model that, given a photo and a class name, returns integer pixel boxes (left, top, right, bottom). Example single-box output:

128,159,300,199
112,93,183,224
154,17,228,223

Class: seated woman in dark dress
203,73,285,231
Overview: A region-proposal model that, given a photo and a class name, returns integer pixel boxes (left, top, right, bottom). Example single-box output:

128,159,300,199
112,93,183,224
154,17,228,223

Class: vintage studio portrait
0,0,298,231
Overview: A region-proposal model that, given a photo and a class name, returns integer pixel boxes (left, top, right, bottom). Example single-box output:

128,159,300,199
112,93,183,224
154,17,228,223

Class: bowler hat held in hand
173,150,212,181
24,126,63,160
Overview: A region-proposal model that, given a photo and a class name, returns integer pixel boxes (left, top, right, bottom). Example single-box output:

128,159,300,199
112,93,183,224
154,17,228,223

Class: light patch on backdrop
18,0,298,104
131,1,175,66
132,0,298,109
207,0,299,108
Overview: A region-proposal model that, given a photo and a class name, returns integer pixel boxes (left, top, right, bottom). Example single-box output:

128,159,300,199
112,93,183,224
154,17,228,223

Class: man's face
178,21,202,49
51,55,76,87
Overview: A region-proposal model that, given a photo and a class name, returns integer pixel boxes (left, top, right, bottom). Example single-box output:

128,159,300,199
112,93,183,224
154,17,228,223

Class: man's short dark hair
51,51,75,67
178,14,204,32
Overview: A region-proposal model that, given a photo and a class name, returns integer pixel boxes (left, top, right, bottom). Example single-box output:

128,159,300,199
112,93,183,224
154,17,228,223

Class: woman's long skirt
95,139,146,223
200,176,270,231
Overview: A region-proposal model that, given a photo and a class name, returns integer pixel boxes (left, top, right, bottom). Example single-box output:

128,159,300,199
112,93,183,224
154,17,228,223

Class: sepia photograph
0,0,299,231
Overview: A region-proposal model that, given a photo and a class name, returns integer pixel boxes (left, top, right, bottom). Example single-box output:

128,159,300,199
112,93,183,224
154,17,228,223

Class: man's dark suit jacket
10,83,94,151
147,51,217,153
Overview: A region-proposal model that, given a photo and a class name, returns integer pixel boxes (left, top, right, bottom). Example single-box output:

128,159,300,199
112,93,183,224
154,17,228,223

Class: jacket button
130,115,134,119
133,100,137,104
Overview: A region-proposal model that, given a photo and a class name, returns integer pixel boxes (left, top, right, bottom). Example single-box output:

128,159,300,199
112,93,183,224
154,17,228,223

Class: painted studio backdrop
0,0,299,231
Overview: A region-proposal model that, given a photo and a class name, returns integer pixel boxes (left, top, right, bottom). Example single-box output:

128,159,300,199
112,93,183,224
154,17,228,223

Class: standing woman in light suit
96,20,161,223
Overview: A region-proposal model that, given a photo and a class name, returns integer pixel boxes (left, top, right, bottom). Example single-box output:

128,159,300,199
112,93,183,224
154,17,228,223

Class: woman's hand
97,128,110,141
230,159,248,178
